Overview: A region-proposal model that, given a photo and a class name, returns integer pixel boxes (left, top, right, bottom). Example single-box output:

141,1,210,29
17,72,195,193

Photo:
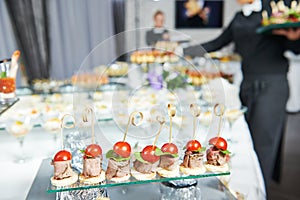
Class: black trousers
240,74,288,188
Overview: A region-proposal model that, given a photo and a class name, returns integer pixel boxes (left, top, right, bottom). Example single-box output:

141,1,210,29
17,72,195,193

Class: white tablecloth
0,114,266,200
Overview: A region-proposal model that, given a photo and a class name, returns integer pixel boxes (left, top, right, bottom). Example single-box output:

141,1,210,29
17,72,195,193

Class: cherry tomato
209,137,227,151
141,145,160,163
186,140,201,151
161,143,178,154
54,150,72,161
85,144,102,157
113,141,131,158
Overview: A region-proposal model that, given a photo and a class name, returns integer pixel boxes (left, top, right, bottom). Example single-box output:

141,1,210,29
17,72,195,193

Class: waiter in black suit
184,0,300,197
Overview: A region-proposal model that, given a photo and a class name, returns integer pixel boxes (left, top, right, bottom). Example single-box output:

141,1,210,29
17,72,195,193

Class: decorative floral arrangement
147,69,189,91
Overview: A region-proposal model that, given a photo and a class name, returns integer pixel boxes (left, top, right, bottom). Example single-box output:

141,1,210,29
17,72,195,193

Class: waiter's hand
273,28,300,41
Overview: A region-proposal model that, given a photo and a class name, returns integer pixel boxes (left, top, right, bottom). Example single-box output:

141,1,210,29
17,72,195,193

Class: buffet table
0,108,266,200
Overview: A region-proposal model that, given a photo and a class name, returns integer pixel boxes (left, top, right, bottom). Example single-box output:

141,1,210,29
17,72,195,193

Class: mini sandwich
51,150,78,187
180,140,206,175
156,142,179,178
131,145,160,180
79,144,105,184
105,141,131,182
205,137,230,172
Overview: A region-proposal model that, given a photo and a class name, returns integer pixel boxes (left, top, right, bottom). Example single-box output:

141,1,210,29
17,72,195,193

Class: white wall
125,0,241,48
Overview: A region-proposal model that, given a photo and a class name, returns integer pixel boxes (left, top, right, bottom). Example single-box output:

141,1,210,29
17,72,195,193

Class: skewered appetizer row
50,104,231,187
50,136,231,187
49,104,231,187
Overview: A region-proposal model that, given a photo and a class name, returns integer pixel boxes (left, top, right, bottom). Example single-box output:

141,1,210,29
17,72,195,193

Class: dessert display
156,104,179,178
32,79,65,93
130,50,179,64
185,69,221,87
106,62,128,77
71,73,109,89
51,150,78,187
180,104,206,175
43,117,61,132
106,111,143,182
7,120,32,138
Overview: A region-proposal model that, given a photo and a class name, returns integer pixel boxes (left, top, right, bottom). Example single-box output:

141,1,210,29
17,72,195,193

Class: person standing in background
146,10,170,46
184,0,300,198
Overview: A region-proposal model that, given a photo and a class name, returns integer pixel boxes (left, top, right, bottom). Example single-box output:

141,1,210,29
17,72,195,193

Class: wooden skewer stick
214,103,225,138
60,114,75,149
123,111,143,142
190,103,201,140
167,104,176,143
153,116,166,147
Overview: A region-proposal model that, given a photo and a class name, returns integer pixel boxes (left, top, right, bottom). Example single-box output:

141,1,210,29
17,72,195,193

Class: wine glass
198,109,213,133
224,106,248,143
6,116,32,163
41,112,62,157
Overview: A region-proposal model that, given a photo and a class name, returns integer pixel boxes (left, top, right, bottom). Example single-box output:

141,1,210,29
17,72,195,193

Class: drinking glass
224,106,247,143
41,112,62,157
6,116,32,163
0,59,17,103
198,110,213,132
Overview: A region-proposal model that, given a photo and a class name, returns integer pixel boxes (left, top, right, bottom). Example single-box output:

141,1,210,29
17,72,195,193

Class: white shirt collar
242,0,262,16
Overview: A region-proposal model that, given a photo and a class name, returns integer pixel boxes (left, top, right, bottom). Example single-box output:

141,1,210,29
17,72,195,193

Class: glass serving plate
47,168,230,193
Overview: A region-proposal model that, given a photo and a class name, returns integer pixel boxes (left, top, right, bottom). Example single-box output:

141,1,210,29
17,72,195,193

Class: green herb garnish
134,152,150,164
155,148,178,158
106,150,130,162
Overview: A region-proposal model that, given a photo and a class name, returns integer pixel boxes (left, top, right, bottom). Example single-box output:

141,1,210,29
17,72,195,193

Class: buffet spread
0,46,264,200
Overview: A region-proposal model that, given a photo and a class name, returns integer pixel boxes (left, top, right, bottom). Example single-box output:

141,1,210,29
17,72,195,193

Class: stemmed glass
198,109,213,133
224,106,248,143
41,113,62,157
6,116,32,163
